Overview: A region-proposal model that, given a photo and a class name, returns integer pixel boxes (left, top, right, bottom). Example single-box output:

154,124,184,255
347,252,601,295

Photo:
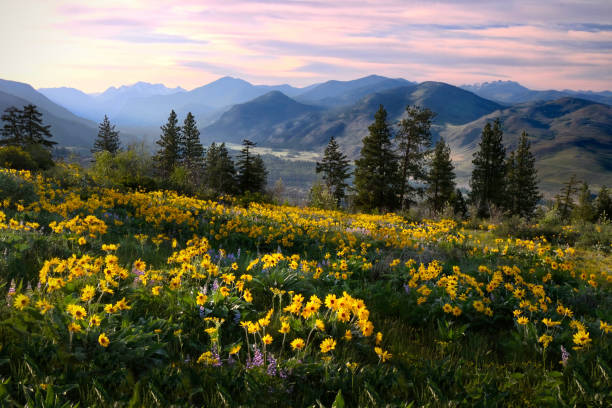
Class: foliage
470,118,507,218
353,105,399,212
308,180,337,210
557,174,581,220
316,137,351,207
506,131,541,218
0,167,610,407
236,139,268,195
396,105,434,210
180,112,205,186
0,146,37,170
0,105,56,149
89,146,156,190
92,115,121,155
426,137,455,214
155,110,181,180
203,142,237,197
573,182,596,223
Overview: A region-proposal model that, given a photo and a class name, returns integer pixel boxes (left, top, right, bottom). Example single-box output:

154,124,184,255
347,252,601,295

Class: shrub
0,146,37,170
0,171,38,205
307,181,336,210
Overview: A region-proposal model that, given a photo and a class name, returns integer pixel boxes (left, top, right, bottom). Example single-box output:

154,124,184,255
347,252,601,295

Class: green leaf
331,390,345,408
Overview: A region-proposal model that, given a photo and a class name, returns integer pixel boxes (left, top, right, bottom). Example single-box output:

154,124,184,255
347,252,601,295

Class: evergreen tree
155,110,181,179
236,139,267,194
573,182,595,222
204,142,237,196
0,107,23,146
396,106,434,210
426,137,456,213
92,115,121,154
353,105,399,212
181,112,205,184
469,118,506,217
451,189,468,218
595,186,611,221
316,137,351,206
556,174,580,219
20,104,55,148
506,131,541,218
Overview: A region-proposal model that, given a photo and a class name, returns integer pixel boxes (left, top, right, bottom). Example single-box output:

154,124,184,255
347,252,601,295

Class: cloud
114,32,208,44
2,0,610,92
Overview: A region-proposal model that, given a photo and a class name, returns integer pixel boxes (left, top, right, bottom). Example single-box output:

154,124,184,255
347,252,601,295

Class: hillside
440,97,612,192
0,82,98,148
462,80,612,106
201,91,322,144
295,74,414,107
202,82,503,157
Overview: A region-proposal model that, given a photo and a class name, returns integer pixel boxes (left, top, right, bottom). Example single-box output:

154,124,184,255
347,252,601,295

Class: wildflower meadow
0,167,610,407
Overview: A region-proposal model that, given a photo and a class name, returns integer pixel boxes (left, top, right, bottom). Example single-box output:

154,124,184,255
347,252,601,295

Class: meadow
0,166,610,407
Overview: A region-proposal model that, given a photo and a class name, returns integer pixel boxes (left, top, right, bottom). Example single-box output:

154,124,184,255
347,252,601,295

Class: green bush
0,146,37,170
23,144,54,170
0,171,38,206
89,146,157,190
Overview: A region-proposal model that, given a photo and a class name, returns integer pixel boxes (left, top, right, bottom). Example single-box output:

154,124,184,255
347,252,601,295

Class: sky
1,0,611,93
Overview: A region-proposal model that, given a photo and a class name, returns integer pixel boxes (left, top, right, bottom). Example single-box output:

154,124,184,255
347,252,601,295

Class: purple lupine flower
560,345,570,366
247,346,264,369
403,283,410,294
199,306,206,318
267,354,277,376
212,346,222,367
233,310,241,324
212,279,219,292
279,368,288,379
8,280,16,295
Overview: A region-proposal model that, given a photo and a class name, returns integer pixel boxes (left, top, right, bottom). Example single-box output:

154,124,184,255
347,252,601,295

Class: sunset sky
1,0,611,93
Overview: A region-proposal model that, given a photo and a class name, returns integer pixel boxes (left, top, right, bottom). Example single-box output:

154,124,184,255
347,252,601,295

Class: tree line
92,110,268,199
1,103,609,221
315,104,609,221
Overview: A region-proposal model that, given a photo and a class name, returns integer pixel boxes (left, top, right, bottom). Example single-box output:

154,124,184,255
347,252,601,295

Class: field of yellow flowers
0,167,610,407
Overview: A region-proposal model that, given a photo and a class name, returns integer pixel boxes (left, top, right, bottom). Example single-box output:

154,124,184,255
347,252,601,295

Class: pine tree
316,137,351,206
595,186,611,221
236,139,267,194
0,107,23,146
426,137,456,213
354,105,399,212
510,131,541,218
181,112,205,184
451,189,468,218
396,106,434,210
155,110,181,180
92,115,121,154
505,150,518,214
20,104,55,148
557,174,580,219
204,142,237,196
469,118,506,217
573,182,595,222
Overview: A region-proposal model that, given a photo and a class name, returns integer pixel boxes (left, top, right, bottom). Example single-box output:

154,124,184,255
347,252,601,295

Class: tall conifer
469,118,506,217
316,137,351,206
426,137,456,213
237,139,267,194
354,105,399,212
181,112,205,184
508,131,541,217
155,110,181,179
396,106,434,210
92,115,121,154
204,142,236,196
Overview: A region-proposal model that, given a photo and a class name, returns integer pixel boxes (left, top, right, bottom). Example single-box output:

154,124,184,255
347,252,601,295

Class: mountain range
0,75,610,194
